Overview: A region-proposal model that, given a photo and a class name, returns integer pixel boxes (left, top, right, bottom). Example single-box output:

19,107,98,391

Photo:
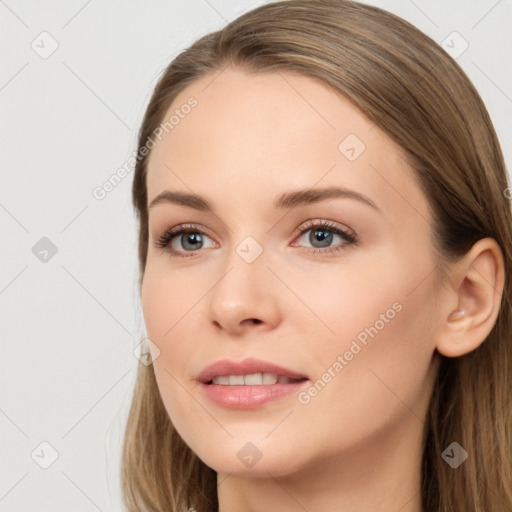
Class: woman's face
142,67,444,477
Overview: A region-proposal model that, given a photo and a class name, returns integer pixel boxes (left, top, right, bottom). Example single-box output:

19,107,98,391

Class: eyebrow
148,186,381,213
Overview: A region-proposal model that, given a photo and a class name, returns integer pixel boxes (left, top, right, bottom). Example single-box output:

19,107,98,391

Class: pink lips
197,357,310,409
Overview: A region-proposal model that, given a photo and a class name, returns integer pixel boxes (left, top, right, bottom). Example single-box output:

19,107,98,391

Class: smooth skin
141,66,504,512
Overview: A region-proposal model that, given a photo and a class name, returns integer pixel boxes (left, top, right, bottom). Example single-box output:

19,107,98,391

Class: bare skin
141,66,504,512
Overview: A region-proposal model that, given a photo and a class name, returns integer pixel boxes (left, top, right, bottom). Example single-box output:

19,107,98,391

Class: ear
435,237,505,358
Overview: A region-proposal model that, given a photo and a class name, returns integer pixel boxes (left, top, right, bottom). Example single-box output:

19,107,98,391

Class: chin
187,437,304,477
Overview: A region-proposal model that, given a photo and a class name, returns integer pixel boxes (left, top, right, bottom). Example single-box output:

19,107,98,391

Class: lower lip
200,380,309,409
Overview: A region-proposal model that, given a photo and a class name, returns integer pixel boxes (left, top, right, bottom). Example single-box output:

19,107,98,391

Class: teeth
262,372,278,385
244,373,264,385
211,375,230,385
211,372,297,385
229,375,245,385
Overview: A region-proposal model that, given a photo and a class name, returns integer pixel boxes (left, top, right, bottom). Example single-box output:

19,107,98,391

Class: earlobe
435,238,505,358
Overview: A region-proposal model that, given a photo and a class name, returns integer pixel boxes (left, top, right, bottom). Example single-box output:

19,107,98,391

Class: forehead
145,67,429,225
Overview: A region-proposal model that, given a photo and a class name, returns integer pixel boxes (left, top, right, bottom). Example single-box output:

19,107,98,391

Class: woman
122,1,512,510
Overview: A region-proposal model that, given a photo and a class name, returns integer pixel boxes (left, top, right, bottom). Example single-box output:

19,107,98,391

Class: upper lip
197,357,309,384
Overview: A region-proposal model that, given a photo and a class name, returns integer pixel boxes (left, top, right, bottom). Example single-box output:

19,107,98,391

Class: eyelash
153,220,358,258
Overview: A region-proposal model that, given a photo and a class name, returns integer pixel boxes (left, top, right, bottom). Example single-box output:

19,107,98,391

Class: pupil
183,233,202,250
311,229,332,248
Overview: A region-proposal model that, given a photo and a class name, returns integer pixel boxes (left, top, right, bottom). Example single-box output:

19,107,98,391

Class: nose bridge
207,230,280,331
213,233,268,305
218,208,270,276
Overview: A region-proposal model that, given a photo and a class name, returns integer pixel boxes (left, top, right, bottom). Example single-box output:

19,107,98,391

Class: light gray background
1,1,511,510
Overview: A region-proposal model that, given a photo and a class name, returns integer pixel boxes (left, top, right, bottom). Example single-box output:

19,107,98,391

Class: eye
153,223,216,258
153,220,358,258
291,219,358,255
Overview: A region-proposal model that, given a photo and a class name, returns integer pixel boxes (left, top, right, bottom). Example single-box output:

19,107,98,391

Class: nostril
243,318,262,326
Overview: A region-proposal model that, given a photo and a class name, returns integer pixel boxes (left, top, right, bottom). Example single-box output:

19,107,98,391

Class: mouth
197,357,309,384
197,358,310,409
207,373,307,385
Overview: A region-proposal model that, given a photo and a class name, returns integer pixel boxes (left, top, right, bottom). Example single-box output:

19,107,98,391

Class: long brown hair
122,1,512,510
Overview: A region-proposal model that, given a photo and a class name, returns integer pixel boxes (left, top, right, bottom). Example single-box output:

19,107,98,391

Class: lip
197,357,310,409
197,357,309,384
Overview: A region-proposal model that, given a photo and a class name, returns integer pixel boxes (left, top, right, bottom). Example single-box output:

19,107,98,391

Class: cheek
304,240,438,368
141,263,191,344
141,271,167,342
141,269,202,427
140,267,198,389
141,262,209,355
301,264,439,443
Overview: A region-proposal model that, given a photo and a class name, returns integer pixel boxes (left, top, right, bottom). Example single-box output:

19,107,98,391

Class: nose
208,251,282,336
